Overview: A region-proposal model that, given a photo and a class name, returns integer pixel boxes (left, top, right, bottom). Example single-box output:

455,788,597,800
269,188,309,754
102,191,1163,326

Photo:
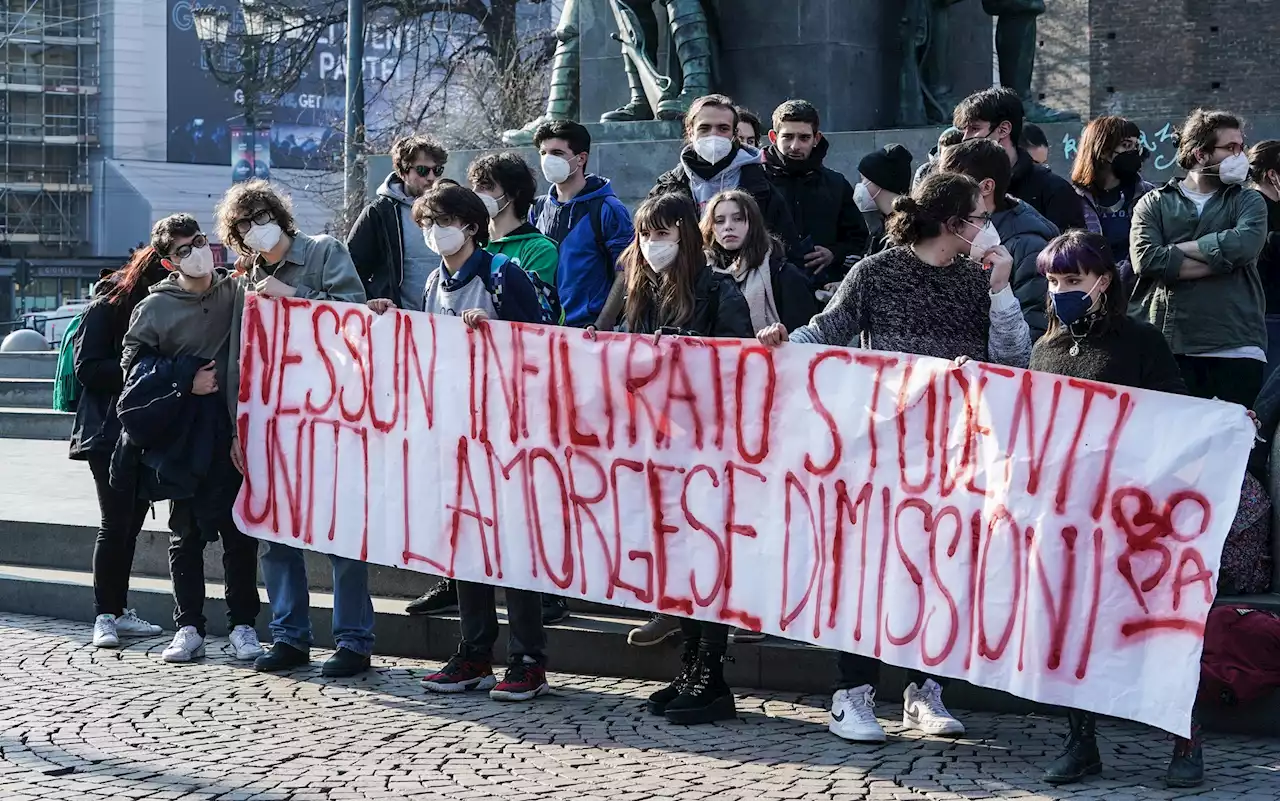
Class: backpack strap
488,253,509,319
587,197,615,288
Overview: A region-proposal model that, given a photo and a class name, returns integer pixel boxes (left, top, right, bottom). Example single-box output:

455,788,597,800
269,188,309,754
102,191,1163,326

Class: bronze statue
983,0,1073,123
502,0,718,145
502,0,582,146
899,0,1073,128
599,0,717,122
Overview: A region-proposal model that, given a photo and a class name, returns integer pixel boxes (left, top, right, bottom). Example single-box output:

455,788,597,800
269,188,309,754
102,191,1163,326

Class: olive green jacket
1129,179,1268,356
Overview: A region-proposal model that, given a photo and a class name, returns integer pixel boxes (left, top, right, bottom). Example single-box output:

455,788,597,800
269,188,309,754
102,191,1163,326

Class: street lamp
192,1,314,182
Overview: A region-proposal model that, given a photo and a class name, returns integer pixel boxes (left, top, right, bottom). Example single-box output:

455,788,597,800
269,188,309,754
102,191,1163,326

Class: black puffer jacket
650,146,802,262
1009,147,1086,235
762,138,869,281
618,266,754,339
69,264,168,461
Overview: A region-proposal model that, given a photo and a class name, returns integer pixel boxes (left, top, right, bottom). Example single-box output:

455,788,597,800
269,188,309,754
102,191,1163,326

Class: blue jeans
259,542,375,656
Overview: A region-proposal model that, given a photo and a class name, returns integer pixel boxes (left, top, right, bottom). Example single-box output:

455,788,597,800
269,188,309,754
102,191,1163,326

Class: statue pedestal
585,120,683,144
578,0,994,132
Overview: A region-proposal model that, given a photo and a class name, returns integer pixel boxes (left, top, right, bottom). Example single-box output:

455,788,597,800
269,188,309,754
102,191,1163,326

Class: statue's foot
1023,99,1078,124
502,116,548,146
600,102,655,123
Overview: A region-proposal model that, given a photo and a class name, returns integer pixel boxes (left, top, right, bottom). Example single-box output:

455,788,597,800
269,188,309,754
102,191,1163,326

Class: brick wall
1037,0,1280,120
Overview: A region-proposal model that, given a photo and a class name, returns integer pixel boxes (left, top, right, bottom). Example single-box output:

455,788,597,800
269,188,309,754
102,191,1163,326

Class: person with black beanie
856,144,914,258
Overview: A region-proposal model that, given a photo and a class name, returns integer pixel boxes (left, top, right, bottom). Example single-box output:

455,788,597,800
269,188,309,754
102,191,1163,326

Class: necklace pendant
1069,343,1080,357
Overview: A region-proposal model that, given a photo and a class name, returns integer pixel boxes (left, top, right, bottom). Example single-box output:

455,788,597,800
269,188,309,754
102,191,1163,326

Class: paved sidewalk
1,614,1277,801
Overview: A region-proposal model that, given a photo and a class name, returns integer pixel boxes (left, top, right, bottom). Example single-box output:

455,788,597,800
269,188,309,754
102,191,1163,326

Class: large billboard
165,0,415,167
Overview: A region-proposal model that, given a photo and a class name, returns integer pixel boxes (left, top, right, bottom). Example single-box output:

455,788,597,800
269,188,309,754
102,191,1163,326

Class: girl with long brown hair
702,189,816,334
1069,115,1155,289
607,191,751,726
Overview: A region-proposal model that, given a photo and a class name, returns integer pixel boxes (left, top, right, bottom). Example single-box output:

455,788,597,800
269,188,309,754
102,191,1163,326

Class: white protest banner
233,295,1254,736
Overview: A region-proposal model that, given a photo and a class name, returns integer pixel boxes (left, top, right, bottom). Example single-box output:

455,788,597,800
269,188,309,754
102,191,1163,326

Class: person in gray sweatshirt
214,180,373,678
121,213,263,666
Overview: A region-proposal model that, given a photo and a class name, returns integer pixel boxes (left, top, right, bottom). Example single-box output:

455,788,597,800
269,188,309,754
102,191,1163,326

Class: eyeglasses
1214,143,1246,156
233,209,275,235
171,234,208,260
967,212,992,226
413,165,446,178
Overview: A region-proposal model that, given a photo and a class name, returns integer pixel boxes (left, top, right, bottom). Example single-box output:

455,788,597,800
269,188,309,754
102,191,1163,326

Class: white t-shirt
1179,184,1217,216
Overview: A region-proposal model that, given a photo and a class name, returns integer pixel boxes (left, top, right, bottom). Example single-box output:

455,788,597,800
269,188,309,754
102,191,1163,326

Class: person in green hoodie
468,151,560,289
215,180,374,680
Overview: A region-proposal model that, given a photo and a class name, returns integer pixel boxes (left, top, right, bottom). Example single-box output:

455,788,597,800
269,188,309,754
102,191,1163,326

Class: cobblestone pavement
1,614,1277,801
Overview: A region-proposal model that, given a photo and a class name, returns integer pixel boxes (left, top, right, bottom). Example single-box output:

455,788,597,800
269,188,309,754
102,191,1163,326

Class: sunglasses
413,164,446,178
171,234,208,260
233,209,275,235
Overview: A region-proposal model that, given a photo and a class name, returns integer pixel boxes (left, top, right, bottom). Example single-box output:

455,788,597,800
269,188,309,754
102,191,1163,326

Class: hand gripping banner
233,296,1255,736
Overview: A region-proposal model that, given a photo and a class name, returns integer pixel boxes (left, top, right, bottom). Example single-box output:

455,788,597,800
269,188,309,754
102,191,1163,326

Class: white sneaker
115,609,162,636
92,614,120,648
229,625,264,660
903,679,965,736
829,685,886,743
161,626,205,663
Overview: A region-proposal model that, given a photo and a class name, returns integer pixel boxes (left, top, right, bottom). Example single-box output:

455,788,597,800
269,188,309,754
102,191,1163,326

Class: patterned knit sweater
789,245,1032,367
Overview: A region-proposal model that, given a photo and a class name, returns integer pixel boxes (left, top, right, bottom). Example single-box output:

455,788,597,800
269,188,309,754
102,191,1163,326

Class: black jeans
168,496,260,636
834,652,948,692
1175,355,1265,409
678,617,729,649
457,581,546,664
88,454,150,617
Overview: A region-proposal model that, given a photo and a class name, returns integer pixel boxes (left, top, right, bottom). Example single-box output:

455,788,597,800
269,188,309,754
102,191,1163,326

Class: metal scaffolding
0,0,98,252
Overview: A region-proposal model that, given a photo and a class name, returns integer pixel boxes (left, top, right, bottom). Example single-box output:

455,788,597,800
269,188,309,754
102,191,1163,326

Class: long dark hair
1037,230,1125,337
701,189,779,272
620,193,705,332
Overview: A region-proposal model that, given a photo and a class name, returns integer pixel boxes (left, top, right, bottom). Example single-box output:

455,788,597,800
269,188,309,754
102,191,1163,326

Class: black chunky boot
663,642,736,725
1166,717,1204,788
1043,710,1102,784
646,637,697,716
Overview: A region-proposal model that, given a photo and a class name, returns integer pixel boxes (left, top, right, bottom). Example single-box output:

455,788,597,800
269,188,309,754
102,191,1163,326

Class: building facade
0,0,107,323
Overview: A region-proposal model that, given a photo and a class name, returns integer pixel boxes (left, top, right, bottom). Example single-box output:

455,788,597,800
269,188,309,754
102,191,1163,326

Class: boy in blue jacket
531,120,635,330
369,184,551,702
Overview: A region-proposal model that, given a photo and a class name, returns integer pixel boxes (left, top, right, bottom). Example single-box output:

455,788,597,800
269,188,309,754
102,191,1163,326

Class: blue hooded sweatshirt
531,175,635,327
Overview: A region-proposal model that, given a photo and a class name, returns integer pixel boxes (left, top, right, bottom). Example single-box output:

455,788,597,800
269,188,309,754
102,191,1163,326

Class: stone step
0,377,55,408
1,562,1275,736
0,406,73,440
0,351,57,379
0,517,649,619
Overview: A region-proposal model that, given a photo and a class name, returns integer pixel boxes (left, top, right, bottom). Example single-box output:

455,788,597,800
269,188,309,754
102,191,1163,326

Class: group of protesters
67,81,1280,791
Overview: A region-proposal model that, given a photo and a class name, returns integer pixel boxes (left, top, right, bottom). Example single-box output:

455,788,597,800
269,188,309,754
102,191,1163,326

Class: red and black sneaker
490,659,550,702
421,655,497,693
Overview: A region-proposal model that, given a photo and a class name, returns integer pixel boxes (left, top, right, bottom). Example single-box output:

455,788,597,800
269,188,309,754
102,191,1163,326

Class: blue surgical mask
1050,277,1103,327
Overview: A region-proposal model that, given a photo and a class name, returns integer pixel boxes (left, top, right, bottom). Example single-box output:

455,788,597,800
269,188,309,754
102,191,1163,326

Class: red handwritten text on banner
233,296,1254,736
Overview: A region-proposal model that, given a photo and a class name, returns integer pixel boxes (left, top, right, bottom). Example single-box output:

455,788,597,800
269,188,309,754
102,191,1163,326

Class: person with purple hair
1029,230,1201,788
1030,229,1185,394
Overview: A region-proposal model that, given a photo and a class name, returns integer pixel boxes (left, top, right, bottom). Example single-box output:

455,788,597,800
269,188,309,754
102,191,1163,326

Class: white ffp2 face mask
853,182,880,213
424,224,466,257
641,240,680,273
540,154,575,185
960,219,1002,262
177,245,215,278
692,135,733,164
1216,152,1250,185
243,222,283,253
479,192,508,219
